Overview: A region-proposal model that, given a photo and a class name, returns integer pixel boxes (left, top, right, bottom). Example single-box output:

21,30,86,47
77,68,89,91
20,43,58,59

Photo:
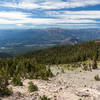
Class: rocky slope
2,66,100,100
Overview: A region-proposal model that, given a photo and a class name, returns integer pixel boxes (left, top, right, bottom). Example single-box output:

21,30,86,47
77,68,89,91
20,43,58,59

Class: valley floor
2,66,100,100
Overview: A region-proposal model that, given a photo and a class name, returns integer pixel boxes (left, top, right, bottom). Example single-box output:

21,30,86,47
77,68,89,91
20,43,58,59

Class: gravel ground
2,66,100,100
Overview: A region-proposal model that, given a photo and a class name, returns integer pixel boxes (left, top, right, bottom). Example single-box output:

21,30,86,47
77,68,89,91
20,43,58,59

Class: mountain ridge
0,28,100,55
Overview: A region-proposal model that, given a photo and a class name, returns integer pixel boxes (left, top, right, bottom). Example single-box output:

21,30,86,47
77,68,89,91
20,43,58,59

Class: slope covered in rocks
2,65,100,100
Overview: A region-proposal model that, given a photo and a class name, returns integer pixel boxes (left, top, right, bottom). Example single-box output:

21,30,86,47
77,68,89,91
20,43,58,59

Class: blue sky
0,0,100,29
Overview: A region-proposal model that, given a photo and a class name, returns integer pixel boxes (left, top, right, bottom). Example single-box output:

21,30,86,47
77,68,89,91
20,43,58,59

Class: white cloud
0,11,55,25
0,15,96,25
0,10,99,29
0,11,31,20
1,2,40,9
16,24,23,27
0,0,100,29
1,0,100,10
46,11,100,19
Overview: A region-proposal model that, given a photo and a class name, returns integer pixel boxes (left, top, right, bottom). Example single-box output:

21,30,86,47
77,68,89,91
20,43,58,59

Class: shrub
11,75,23,86
28,72,34,79
40,95,50,100
0,88,12,96
94,75,100,81
83,65,88,71
0,75,12,96
41,68,53,80
56,72,59,75
61,68,64,73
46,68,54,78
41,72,48,80
92,60,97,69
28,81,38,92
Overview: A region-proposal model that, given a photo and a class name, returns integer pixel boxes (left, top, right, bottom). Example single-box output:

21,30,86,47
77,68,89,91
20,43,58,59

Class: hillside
2,66,100,100
0,28,100,55
21,41,100,64
0,52,12,58
0,40,100,100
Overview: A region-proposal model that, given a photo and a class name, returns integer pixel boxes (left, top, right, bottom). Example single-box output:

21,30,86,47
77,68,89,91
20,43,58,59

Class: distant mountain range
0,28,100,55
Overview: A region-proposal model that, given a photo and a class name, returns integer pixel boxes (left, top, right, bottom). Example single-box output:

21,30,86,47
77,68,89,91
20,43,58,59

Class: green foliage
0,75,12,96
40,95,50,100
21,41,99,65
0,57,53,81
83,64,88,71
28,82,38,92
0,56,53,96
61,68,64,73
40,68,53,80
92,59,97,69
94,75,100,81
11,75,23,86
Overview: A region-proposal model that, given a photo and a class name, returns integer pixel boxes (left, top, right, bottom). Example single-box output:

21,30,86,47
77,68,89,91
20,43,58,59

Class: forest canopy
21,41,100,64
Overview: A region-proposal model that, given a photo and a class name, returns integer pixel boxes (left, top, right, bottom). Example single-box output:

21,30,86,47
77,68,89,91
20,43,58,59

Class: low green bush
92,60,98,69
0,75,12,96
83,65,88,71
40,95,50,100
94,75,100,81
28,81,38,92
11,75,23,86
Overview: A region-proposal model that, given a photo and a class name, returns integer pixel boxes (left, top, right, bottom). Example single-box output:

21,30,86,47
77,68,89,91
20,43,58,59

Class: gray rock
75,88,100,100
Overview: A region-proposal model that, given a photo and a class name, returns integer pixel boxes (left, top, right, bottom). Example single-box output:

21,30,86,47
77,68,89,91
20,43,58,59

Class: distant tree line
21,41,100,64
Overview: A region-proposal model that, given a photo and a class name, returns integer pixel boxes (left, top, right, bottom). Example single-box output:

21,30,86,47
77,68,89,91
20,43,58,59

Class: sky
0,0,100,29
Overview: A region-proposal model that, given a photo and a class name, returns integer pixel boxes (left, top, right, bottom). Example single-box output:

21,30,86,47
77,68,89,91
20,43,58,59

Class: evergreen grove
21,41,100,64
